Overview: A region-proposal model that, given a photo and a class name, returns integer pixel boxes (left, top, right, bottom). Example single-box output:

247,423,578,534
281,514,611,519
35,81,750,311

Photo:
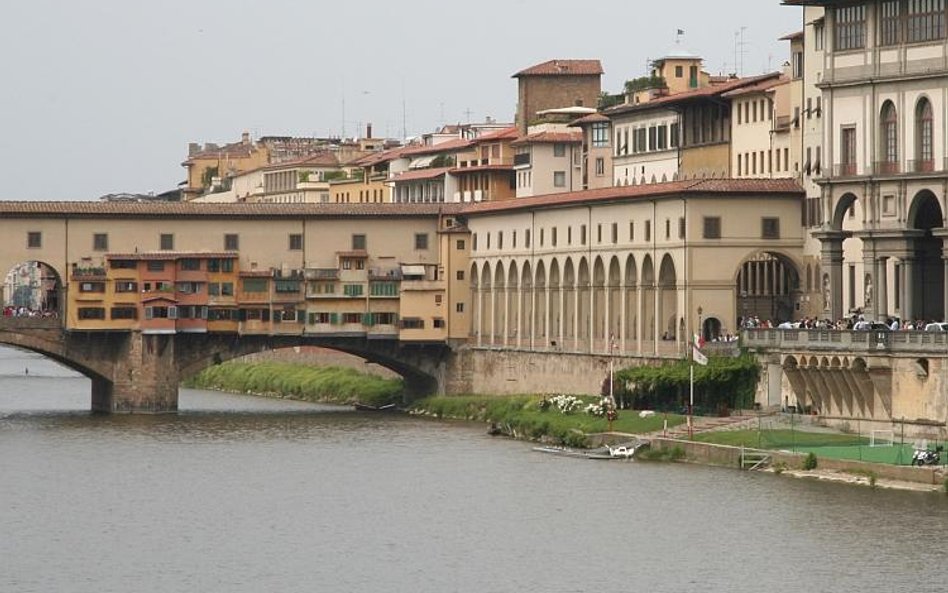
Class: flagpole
688,359,694,439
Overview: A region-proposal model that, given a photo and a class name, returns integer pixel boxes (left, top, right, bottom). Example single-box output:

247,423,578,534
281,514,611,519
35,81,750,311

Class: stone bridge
0,317,454,412
743,328,948,438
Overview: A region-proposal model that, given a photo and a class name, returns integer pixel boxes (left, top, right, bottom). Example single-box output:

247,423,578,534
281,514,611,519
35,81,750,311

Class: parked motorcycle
911,445,943,466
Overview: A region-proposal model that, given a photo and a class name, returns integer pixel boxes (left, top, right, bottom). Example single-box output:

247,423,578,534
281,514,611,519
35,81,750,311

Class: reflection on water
1,346,947,593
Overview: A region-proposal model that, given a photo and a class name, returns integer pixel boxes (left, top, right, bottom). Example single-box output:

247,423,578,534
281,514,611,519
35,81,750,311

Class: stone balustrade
742,328,948,354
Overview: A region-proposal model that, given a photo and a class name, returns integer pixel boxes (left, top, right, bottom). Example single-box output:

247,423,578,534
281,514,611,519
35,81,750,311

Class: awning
409,155,437,169
401,264,427,277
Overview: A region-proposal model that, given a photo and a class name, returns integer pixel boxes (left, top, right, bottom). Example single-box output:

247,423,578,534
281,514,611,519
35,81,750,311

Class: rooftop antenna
401,79,407,142
463,108,474,123
341,77,346,139
734,26,748,77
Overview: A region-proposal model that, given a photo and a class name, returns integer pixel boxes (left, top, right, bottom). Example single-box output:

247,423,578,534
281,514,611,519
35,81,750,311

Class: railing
743,328,948,354
873,161,900,175
908,159,935,173
833,163,858,177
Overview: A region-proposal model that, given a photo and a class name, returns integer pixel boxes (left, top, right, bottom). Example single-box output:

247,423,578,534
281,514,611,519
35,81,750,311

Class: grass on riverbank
695,429,920,464
184,361,403,406
412,395,684,447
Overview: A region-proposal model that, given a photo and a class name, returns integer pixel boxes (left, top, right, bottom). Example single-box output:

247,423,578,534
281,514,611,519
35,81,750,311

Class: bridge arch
735,250,802,324
2,260,63,316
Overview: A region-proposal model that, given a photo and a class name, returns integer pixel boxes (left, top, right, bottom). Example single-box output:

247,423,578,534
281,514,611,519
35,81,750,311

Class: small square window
159,233,174,250
415,233,429,250
456,302,464,313
703,217,721,239
93,233,108,251
456,239,465,250
224,233,239,251
456,270,465,281
27,232,42,249
289,234,303,250
352,234,366,250
553,143,566,157
762,217,780,239
553,171,566,187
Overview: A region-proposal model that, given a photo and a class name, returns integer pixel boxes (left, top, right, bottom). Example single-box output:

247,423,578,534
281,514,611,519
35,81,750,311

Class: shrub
802,452,818,471
773,461,788,475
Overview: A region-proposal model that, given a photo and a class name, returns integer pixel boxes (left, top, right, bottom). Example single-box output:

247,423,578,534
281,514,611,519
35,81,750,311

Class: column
654,286,661,356
588,283,596,354
502,284,509,347
636,286,643,356
475,287,483,347
876,257,888,319
620,283,628,353
603,284,611,355
903,258,915,321
489,284,496,346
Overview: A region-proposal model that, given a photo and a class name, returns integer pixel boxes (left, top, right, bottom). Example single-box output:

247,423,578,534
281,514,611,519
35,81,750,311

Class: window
372,281,399,297
498,232,504,250
146,260,165,272
908,0,946,43
180,258,200,271
93,233,108,251
289,234,303,250
352,234,366,250
472,233,478,251
835,4,866,50
160,233,174,250
648,126,657,150
815,21,825,50
567,226,573,245
433,318,445,329
415,233,429,250
111,260,136,269
670,122,679,148
343,284,363,297
841,126,857,175
401,318,424,329
792,51,804,79
553,143,566,157
242,278,268,293
591,122,610,147
110,307,137,320
678,217,686,239
629,221,634,241
762,217,780,239
553,171,566,187
595,157,605,176
456,270,465,281
665,219,670,239
737,153,743,176
456,239,465,250
552,227,558,247
115,281,138,293
611,222,618,244
644,220,651,242
224,233,239,251
78,307,106,320
675,65,683,77
703,217,721,239
580,224,587,245
79,282,105,293
597,224,602,243
916,97,934,169
880,0,901,45
525,229,531,248
27,232,41,248
456,302,465,313
880,101,898,168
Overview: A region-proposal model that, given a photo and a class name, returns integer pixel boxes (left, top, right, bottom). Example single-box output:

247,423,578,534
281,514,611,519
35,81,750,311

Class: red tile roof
391,167,452,183
604,72,782,116
461,178,803,215
106,251,239,260
511,131,583,145
0,201,461,218
266,151,340,170
513,59,604,77
721,75,789,98
470,126,520,144
568,113,610,127
399,138,473,157
349,146,408,168
449,164,515,175
182,141,258,165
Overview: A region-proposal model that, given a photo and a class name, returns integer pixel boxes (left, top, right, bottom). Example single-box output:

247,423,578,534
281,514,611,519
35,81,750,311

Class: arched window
915,97,934,172
880,101,898,173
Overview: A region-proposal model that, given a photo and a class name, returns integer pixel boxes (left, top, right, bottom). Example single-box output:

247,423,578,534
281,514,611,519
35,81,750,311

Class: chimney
241,131,250,144
188,142,201,156
366,123,373,139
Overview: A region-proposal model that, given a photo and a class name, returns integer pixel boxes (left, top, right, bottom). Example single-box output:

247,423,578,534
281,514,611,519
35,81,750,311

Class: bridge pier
93,333,179,413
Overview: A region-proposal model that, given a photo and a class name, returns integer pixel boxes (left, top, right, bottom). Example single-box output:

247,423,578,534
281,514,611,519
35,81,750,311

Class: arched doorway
2,261,62,316
908,190,944,321
703,317,722,341
658,254,678,340
736,252,800,324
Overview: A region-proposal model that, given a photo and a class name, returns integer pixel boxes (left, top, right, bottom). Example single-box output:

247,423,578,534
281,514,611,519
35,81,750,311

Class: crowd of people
2,306,57,318
741,311,944,332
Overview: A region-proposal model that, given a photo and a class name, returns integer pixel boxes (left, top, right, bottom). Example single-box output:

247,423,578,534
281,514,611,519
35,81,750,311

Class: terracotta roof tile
391,167,452,182
604,72,782,116
568,113,610,126
721,75,789,98
399,138,473,157
511,131,583,145
0,201,461,218
513,59,604,77
461,178,803,215
267,151,340,170
470,126,520,143
450,164,515,174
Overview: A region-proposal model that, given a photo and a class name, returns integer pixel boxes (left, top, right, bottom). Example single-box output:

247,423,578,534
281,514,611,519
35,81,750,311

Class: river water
1,346,946,593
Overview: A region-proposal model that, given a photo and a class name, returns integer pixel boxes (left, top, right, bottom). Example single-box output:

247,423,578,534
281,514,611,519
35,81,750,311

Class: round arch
832,192,859,231
735,250,802,324
2,260,63,316
907,189,945,321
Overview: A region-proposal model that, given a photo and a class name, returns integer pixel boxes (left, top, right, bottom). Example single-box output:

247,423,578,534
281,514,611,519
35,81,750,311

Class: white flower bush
539,394,584,414
585,402,606,417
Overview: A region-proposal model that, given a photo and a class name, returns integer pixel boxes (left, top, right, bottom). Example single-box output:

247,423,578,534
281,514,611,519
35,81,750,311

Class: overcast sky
0,0,802,201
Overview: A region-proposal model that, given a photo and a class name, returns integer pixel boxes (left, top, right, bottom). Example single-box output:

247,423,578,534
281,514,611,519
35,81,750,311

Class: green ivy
614,355,760,413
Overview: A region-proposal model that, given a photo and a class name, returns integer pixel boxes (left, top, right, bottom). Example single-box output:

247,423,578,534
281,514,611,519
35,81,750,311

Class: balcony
452,189,485,203
513,153,531,167
833,163,858,177
304,268,338,281
873,161,900,175
908,159,936,173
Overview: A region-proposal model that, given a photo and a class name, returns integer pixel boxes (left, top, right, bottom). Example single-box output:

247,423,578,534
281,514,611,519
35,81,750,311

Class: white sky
0,0,802,200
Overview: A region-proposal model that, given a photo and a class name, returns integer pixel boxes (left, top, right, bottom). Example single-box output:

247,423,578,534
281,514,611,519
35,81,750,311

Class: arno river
1,346,946,593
